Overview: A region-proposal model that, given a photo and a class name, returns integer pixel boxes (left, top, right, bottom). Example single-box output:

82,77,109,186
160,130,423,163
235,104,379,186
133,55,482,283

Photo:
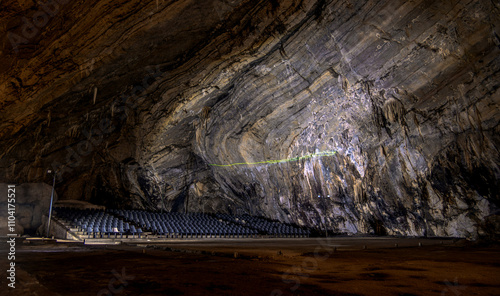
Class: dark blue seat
130,225,137,237
117,225,124,238
87,226,94,238
93,226,100,238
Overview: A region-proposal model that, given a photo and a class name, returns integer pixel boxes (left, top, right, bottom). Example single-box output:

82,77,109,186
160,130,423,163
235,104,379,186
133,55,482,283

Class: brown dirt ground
1,237,499,296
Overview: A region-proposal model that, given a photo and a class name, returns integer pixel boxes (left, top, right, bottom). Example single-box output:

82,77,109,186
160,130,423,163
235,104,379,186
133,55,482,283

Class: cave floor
1,237,499,296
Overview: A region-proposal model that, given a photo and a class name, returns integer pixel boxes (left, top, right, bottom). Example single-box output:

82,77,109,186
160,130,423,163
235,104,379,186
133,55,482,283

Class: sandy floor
1,237,499,296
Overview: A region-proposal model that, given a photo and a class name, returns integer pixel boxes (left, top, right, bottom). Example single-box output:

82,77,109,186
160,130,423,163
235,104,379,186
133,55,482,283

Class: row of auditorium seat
55,208,143,238
109,210,259,238
215,213,310,236
54,207,311,239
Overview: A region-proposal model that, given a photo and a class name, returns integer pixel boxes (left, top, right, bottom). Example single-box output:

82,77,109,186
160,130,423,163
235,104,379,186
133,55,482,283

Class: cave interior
1,0,499,240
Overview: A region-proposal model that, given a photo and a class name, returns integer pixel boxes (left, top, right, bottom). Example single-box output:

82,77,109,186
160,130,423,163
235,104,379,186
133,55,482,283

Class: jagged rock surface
1,0,499,238
0,183,57,235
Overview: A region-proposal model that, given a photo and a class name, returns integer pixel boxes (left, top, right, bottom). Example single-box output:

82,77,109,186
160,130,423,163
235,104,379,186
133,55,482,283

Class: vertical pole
185,188,189,214
46,172,56,238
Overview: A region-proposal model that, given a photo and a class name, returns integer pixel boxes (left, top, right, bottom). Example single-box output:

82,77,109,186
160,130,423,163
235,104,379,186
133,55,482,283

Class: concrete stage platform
1,236,499,296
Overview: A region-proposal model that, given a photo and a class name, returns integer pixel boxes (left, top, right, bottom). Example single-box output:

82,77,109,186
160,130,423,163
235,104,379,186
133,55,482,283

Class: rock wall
0,183,57,236
1,0,499,238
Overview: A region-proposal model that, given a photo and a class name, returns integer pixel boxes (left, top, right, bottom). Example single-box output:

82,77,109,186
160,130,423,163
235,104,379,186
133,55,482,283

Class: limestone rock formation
0,183,57,235
1,0,499,238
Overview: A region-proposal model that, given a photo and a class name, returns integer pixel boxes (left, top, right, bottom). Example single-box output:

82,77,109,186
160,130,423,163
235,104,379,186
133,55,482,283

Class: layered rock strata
1,0,499,238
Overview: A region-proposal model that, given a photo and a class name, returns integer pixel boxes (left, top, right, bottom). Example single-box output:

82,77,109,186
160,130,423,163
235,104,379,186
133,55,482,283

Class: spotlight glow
209,151,337,167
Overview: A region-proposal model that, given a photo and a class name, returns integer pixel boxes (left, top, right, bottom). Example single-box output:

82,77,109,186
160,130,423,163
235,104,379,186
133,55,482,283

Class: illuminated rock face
1,0,499,238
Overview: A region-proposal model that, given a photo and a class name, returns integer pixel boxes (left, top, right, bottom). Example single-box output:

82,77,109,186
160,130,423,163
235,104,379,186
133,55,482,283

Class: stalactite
93,87,98,105
383,98,405,125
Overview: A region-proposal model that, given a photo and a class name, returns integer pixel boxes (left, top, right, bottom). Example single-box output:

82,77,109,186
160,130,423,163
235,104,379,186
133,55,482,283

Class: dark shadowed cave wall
1,0,499,238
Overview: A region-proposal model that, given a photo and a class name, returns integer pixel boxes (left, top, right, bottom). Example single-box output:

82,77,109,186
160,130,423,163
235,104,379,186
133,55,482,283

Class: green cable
209,151,337,167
